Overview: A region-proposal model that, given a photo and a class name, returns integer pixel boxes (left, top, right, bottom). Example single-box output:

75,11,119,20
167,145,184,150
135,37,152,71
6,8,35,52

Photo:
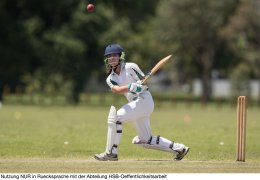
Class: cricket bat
141,54,172,85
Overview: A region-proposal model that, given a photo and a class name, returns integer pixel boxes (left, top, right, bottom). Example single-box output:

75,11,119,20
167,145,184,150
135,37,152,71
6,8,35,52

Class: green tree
220,0,260,104
98,0,161,76
154,0,239,101
0,0,80,102
0,0,159,103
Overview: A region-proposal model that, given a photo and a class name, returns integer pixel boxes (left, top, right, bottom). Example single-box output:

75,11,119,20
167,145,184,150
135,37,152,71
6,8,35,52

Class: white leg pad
105,106,122,154
132,136,185,154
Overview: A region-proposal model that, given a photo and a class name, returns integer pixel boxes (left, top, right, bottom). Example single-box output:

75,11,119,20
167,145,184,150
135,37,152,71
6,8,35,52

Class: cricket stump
236,96,247,162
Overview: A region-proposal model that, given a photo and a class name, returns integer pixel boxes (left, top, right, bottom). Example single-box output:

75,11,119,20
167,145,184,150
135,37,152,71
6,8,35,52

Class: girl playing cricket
94,44,189,161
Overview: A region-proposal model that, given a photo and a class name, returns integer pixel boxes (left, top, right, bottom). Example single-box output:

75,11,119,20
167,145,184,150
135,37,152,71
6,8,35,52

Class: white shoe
94,152,118,161
174,147,189,161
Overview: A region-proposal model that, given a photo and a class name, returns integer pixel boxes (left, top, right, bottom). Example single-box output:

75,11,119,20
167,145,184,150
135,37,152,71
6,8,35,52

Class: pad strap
156,135,160,144
147,136,153,144
116,121,122,133
169,142,174,149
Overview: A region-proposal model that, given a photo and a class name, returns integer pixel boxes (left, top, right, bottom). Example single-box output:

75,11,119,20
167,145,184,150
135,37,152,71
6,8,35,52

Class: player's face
107,54,120,67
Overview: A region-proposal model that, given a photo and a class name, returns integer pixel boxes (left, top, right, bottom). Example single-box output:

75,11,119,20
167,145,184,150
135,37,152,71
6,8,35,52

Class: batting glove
136,80,142,84
128,83,143,93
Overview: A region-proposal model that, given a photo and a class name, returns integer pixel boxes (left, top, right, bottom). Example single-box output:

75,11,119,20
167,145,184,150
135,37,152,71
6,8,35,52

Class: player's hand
136,80,148,92
136,80,142,85
136,79,148,85
128,82,146,93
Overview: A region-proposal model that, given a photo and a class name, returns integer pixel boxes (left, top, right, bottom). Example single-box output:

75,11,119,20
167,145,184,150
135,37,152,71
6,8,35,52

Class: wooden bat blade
141,54,172,84
150,54,172,75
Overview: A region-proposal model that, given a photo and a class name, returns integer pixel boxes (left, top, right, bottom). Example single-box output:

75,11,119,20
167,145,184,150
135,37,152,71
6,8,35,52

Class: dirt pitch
1,158,260,173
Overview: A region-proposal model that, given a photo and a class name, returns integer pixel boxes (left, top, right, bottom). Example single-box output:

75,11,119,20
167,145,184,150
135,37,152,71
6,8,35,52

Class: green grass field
0,103,260,173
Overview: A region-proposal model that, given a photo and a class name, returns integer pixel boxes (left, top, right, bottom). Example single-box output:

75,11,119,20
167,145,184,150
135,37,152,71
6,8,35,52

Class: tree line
0,0,259,104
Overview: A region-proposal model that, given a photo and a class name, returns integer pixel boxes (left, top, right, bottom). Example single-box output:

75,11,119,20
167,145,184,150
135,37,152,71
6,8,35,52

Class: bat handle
141,72,151,85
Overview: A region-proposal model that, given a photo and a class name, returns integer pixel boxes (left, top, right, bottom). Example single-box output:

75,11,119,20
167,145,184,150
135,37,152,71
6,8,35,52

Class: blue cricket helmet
104,44,124,56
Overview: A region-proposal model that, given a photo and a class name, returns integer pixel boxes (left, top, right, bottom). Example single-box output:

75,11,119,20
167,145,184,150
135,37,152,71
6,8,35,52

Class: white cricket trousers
117,91,154,142
109,91,185,155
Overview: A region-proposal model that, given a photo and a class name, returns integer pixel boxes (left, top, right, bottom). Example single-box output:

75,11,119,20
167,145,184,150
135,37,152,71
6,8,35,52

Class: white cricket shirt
106,62,148,102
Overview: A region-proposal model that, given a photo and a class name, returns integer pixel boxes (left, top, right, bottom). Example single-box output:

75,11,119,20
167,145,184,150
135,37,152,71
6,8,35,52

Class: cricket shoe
94,152,118,161
174,147,190,161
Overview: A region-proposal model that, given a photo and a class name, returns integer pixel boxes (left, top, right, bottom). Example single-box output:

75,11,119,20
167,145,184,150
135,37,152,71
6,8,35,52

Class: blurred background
0,0,260,107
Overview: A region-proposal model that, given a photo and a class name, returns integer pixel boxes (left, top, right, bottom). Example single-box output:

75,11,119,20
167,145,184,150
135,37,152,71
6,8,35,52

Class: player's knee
107,106,123,135
132,136,140,144
132,136,149,148
132,135,160,148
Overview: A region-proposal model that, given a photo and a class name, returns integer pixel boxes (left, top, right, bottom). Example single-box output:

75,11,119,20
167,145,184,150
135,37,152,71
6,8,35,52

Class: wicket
236,96,247,162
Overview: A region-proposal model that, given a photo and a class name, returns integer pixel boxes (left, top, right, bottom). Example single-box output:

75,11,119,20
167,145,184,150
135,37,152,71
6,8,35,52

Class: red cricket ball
86,4,94,12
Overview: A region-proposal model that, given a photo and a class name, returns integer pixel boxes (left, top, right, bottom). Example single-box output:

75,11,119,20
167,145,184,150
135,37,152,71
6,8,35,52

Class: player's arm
111,85,128,94
106,76,146,95
111,83,146,94
106,76,128,94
